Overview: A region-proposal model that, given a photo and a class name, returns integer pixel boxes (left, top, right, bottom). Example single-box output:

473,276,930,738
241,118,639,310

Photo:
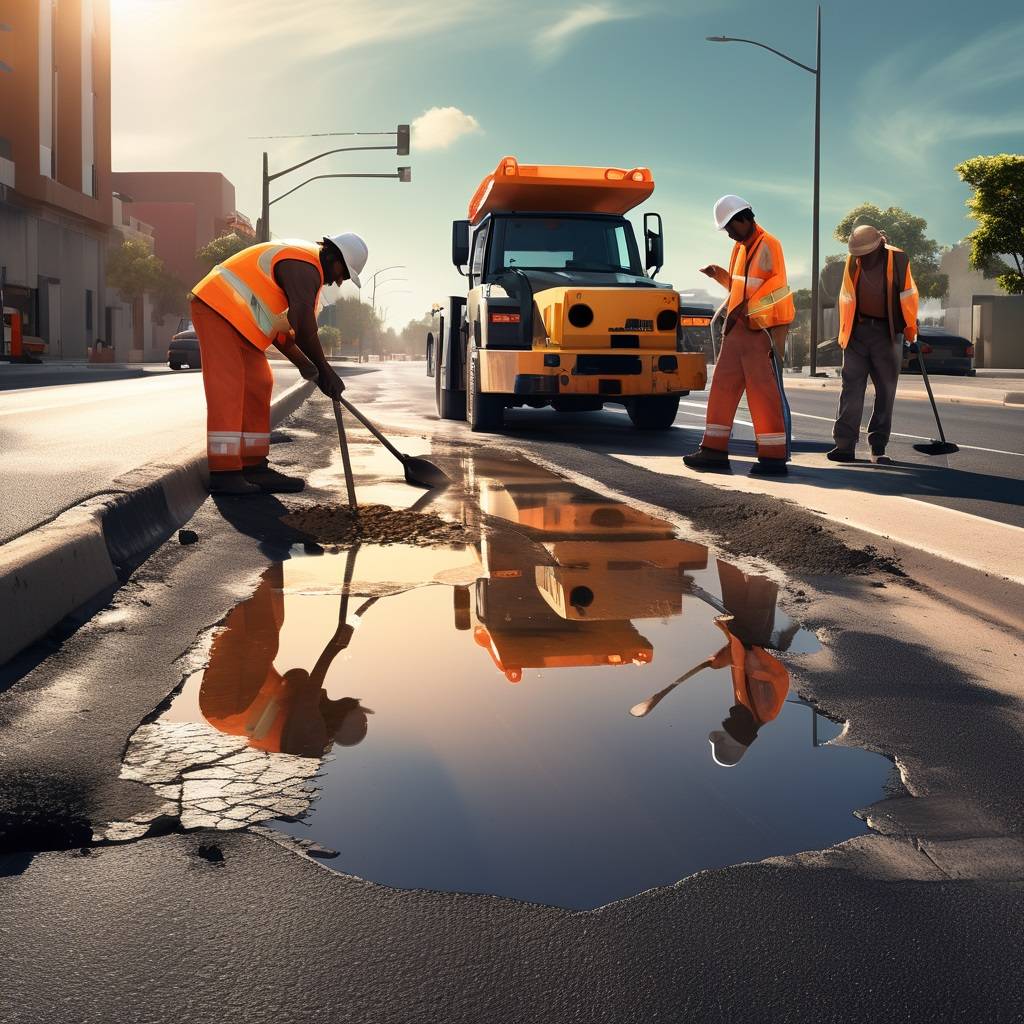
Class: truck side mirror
644,212,664,278
452,220,470,273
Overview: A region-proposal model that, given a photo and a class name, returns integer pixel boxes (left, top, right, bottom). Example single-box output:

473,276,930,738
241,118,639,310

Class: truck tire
626,395,680,430
435,358,466,420
466,352,504,432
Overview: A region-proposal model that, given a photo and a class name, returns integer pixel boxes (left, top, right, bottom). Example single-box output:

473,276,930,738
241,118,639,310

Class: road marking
675,400,1024,458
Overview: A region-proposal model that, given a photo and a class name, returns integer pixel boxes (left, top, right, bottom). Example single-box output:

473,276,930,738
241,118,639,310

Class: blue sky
111,0,1024,327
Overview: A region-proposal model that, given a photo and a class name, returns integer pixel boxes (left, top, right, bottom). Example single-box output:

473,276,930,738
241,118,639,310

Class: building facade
1,0,113,359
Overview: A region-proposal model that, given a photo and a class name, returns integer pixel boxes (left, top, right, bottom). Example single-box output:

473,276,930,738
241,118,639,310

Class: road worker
828,224,920,464
683,196,795,476
190,232,369,495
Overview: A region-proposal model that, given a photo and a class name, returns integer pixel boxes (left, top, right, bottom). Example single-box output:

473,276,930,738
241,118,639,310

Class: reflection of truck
427,157,709,432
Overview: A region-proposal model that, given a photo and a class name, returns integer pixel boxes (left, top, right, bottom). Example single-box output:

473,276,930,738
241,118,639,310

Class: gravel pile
281,503,472,546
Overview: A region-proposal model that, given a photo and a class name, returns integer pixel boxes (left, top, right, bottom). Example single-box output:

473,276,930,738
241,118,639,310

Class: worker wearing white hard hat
684,196,795,476
190,231,369,495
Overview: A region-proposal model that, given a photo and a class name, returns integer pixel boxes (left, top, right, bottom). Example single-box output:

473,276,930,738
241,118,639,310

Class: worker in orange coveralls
630,561,795,767
199,564,373,757
189,232,368,496
684,195,795,476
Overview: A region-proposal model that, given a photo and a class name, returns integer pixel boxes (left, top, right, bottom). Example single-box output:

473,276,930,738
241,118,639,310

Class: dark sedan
903,325,975,375
168,321,201,370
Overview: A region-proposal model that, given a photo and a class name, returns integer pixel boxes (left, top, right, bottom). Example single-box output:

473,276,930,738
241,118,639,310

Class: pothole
113,454,894,908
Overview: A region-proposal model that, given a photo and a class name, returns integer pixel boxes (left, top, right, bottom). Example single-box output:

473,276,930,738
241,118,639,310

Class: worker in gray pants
828,224,920,465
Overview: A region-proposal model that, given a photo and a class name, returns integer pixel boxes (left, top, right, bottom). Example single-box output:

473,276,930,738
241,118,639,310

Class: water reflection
199,560,374,757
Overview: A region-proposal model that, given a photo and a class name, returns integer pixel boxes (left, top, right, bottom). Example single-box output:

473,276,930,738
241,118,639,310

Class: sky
110,0,1024,328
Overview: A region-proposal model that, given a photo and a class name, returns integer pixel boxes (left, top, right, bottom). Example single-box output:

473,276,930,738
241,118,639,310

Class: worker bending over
190,232,369,495
828,224,919,464
684,196,795,476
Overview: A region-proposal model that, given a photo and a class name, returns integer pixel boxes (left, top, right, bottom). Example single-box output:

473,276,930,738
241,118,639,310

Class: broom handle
916,344,948,444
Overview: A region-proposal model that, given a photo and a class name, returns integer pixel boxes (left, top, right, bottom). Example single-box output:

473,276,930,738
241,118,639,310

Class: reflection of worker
828,225,920,465
684,196,795,476
199,565,372,757
630,561,792,767
190,233,368,496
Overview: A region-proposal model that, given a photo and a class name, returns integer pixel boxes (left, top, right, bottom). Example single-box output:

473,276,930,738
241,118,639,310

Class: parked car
903,325,975,376
168,320,201,370
814,324,975,376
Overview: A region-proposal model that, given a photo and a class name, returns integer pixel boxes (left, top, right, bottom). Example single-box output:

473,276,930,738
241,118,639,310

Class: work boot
243,461,306,493
208,471,261,496
871,450,894,465
682,447,731,472
826,447,856,462
749,457,788,476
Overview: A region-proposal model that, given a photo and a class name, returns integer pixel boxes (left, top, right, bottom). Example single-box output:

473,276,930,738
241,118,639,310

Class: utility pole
257,124,410,244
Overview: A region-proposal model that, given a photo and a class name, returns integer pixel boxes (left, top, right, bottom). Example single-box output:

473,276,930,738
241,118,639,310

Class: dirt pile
281,503,473,546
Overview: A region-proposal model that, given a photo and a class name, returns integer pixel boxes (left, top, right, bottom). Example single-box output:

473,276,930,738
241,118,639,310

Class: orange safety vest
192,240,324,351
837,245,919,348
712,226,795,330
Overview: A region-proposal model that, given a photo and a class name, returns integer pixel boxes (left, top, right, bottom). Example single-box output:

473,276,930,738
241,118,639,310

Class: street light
258,124,411,243
368,265,407,308
707,5,823,376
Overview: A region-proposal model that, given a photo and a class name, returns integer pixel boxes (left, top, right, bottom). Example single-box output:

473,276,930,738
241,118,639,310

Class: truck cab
429,157,708,431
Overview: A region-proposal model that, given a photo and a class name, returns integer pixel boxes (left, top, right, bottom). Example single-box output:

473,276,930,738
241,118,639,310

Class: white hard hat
323,232,368,288
713,195,752,231
708,729,750,767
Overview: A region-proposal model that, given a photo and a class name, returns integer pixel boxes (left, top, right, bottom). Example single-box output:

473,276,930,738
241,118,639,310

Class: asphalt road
0,366,305,544
2,387,1022,1023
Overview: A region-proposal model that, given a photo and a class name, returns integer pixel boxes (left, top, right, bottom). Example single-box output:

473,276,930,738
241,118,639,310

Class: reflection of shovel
338,397,449,489
629,657,715,718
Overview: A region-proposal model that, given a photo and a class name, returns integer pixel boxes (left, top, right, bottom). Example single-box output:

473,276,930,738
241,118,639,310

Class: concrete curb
780,376,1024,407
0,378,317,666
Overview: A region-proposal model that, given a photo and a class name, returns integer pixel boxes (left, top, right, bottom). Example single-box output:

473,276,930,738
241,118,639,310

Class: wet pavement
117,452,892,909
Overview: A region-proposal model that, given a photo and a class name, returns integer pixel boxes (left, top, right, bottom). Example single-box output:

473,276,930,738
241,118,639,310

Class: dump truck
427,156,710,431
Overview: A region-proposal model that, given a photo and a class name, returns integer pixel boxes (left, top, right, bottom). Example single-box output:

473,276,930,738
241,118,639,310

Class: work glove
317,365,346,400
906,341,920,354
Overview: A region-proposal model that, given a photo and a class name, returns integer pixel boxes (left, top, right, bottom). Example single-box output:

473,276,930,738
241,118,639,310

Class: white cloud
535,4,638,60
411,107,482,151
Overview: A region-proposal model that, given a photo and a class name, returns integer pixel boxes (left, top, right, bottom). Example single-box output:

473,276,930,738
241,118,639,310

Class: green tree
833,203,948,299
106,238,165,302
196,232,253,272
955,154,1024,295
318,296,382,357
318,324,342,357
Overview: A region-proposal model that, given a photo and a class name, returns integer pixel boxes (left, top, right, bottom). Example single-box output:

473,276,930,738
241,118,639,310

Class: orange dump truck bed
468,156,654,225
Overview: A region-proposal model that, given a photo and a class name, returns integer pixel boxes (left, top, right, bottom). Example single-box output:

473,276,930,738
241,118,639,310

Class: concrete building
109,171,255,291
0,0,113,359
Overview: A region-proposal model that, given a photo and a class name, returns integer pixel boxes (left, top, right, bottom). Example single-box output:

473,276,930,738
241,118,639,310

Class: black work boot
870,449,894,465
749,457,788,476
682,447,731,472
208,470,261,496
243,460,306,493
826,447,856,462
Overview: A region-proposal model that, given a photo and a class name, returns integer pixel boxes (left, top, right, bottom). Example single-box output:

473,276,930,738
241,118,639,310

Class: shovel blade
913,441,959,456
402,456,450,489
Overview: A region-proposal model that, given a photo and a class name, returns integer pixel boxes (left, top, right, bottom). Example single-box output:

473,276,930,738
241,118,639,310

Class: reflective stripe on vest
213,264,291,339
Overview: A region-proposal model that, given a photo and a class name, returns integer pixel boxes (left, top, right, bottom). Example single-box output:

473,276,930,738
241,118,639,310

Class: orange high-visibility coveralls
190,241,324,472
702,226,795,459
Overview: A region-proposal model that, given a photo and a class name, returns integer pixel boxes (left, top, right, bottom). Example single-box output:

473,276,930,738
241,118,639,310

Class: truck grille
575,355,643,375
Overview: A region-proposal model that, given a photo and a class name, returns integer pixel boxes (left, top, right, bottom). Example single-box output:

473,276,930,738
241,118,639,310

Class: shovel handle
337,397,406,464
332,401,358,509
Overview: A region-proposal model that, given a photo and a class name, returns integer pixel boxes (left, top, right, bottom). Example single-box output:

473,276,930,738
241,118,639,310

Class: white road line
676,400,1024,458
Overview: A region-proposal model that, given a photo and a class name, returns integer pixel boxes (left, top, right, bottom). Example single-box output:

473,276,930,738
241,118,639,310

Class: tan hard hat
848,225,885,257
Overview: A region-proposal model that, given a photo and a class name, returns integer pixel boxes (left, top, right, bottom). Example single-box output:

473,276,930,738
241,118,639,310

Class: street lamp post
369,266,407,309
258,125,410,243
707,5,823,376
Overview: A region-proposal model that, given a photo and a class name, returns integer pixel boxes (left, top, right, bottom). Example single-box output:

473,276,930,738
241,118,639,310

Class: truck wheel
435,356,467,420
626,395,680,430
467,353,504,432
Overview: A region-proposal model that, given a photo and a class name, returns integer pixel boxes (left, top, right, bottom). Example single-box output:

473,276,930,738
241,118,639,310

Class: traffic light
396,123,410,156
398,166,412,183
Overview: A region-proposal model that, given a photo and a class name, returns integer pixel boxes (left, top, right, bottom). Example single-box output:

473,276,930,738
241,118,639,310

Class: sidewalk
779,369,1024,407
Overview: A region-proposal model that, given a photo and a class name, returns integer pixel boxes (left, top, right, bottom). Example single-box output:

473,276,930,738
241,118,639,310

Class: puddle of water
127,455,891,908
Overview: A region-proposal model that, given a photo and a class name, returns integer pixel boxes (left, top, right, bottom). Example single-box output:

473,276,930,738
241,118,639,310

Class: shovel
337,396,449,489
911,345,959,456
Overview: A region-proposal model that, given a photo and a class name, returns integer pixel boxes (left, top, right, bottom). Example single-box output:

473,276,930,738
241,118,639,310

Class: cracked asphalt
2,366,1023,1023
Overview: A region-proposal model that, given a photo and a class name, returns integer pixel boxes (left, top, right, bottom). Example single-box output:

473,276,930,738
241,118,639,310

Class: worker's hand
317,365,346,400
699,264,722,279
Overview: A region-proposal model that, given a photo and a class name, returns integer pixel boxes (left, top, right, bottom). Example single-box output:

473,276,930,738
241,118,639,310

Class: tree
318,324,342,357
833,204,948,299
955,154,1024,295
106,238,165,303
196,232,253,272
318,296,383,357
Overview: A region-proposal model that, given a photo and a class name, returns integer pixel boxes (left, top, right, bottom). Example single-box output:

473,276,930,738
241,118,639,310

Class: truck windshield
489,217,643,275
